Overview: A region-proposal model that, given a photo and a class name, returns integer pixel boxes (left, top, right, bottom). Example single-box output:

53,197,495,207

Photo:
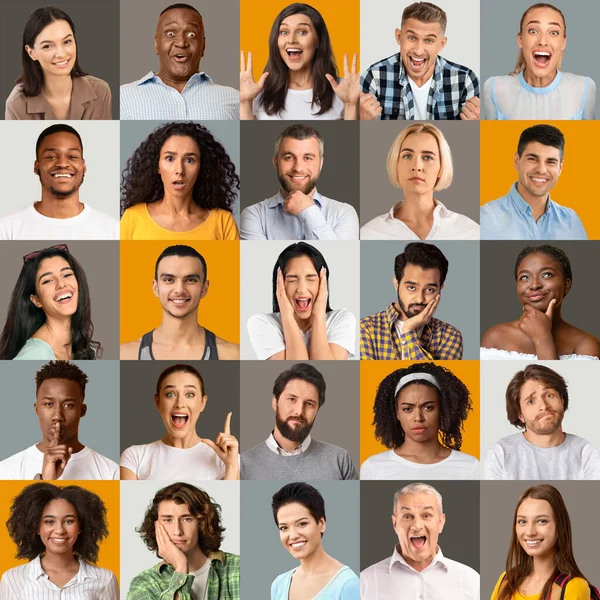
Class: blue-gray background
481,0,600,116
0,360,120,463
241,480,360,599
361,241,480,359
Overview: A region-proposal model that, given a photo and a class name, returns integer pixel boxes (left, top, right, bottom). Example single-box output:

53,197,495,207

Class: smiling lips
169,296,190,306
52,59,71,69
526,292,547,302
408,56,427,71
54,291,74,304
286,48,303,60
290,540,307,549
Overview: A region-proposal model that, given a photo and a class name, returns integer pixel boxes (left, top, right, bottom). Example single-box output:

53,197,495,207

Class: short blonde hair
386,123,453,191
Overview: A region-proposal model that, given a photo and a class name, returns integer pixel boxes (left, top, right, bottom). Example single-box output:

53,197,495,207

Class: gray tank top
138,329,218,360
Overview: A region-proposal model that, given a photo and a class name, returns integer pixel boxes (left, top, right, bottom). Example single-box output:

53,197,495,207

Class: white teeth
55,293,72,301
287,49,302,54
526,540,542,546
291,541,306,548
531,177,548,182
534,52,550,56
171,299,188,303
53,173,73,178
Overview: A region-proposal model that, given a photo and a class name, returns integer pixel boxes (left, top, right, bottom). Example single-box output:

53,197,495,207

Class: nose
412,156,425,172
414,407,425,422
173,521,184,536
526,521,538,537
174,32,189,48
288,525,301,541
54,521,67,534
52,406,65,422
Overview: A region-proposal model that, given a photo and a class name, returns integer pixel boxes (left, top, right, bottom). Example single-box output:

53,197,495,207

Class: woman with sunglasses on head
0,245,101,360
6,6,112,120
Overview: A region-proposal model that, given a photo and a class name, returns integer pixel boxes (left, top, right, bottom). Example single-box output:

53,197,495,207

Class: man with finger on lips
360,242,463,360
0,360,119,480
127,482,240,600
240,124,359,240
360,2,479,121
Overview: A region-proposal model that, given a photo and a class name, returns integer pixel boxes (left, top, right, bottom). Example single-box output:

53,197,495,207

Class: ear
34,160,39,175
564,278,572,297
439,512,446,534
393,276,399,291
272,395,278,412
439,283,444,292
199,395,208,413
152,279,159,298
395,28,402,46
200,280,210,300
561,33,567,52
517,32,523,49
30,294,42,309
80,404,88,417
272,155,278,172
518,413,525,425
558,160,564,176
201,36,206,59
154,395,160,411
82,159,87,175
25,45,37,61
513,152,520,171
154,36,159,56
439,36,448,51
391,512,397,529
318,517,326,535
34,402,39,417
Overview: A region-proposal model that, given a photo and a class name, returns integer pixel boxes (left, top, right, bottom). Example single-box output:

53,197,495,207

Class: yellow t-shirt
490,572,591,600
120,203,240,240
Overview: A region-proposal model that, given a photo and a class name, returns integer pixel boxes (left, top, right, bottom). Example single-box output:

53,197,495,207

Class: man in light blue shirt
481,124,587,240
240,124,359,240
120,3,239,120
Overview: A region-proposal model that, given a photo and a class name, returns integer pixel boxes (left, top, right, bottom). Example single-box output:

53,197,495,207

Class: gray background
120,480,240,597
359,121,481,225
361,0,481,77
119,361,240,451
360,241,480,359
360,480,480,571
0,0,120,119
119,0,239,90
480,241,600,338
481,0,600,116
0,360,120,463
119,120,240,225
239,240,360,360
0,240,120,359
0,121,120,219
481,481,600,596
481,361,600,457
239,360,360,468
239,120,360,213
241,480,360,599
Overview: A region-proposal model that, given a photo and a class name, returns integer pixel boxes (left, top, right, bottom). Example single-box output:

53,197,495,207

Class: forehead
519,379,558,400
519,141,561,161
400,263,441,284
280,378,319,401
38,132,82,154
278,136,320,156
37,378,83,400
160,135,200,154
284,255,317,275
157,499,195,516
518,251,561,273
517,497,553,516
37,255,73,274
522,7,564,29
42,498,77,516
160,370,202,391
401,18,444,37
157,254,205,278
280,13,314,29
35,19,74,43
277,501,314,524
397,383,439,404
401,132,439,153
157,8,203,31
396,491,441,513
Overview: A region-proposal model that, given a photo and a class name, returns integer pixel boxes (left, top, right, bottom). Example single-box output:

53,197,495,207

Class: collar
137,71,211,87
266,431,312,455
389,545,449,574
508,182,554,216
268,190,324,209
519,69,562,94
387,199,449,221
30,555,96,582
26,76,99,119
398,54,444,91
157,551,227,574
382,302,403,326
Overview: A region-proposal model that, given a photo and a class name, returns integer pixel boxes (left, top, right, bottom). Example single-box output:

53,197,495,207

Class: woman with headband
361,362,479,480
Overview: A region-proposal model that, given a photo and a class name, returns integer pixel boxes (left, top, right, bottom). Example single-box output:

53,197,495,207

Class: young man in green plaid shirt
127,482,240,600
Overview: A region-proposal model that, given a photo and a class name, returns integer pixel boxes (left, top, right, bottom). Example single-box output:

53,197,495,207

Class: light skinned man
241,363,357,480
484,364,600,480
481,124,587,240
120,245,239,360
360,242,463,360
360,2,479,120
240,124,359,240
360,483,479,599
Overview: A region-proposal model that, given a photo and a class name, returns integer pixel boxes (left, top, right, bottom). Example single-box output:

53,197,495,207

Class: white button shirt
0,555,119,599
360,546,479,600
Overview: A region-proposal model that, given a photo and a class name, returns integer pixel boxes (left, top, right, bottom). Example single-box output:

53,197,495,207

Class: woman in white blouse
0,483,118,599
360,123,479,241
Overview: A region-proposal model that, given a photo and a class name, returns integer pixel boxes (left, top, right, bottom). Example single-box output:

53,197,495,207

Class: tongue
172,416,188,427
297,299,309,309
411,537,426,549
535,54,550,65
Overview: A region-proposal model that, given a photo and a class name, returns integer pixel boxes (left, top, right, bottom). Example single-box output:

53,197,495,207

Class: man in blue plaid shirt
360,243,463,360
360,2,479,121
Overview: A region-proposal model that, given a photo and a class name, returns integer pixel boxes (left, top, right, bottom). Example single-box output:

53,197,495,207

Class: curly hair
372,362,472,450
514,244,572,282
6,483,108,563
35,360,89,396
120,122,240,215
137,482,224,556
0,246,101,360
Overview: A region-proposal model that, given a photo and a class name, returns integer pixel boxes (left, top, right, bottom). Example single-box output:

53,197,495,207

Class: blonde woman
360,123,479,240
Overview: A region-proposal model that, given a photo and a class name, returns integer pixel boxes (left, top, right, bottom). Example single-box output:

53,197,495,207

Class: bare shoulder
569,326,600,358
120,340,141,360
481,321,516,348
216,337,240,360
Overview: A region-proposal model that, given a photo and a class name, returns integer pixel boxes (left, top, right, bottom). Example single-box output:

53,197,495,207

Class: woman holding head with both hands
0,244,101,360
491,484,597,600
6,6,112,119
240,3,359,120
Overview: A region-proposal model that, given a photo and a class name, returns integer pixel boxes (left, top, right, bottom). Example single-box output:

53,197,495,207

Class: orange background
480,121,600,239
0,480,119,582
240,0,360,81
360,361,480,465
120,241,240,344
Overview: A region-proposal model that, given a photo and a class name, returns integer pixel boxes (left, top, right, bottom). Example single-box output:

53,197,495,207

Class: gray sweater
241,439,358,480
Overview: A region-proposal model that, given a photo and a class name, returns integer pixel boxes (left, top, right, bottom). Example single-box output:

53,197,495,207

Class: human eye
402,514,413,520
41,44,53,50
183,517,194,522
550,30,559,36
41,277,53,285
165,155,174,162
187,31,196,38
401,406,412,412
517,518,526,525
184,157,195,164
298,521,309,527
166,30,175,37
64,402,75,409
64,38,73,45
401,152,412,160
166,391,175,398
185,392,195,398
65,518,75,525
298,29,308,36
44,518,54,525
425,287,436,293
537,518,548,524
425,38,434,44
163,517,172,523
518,274,529,281
407,36,416,41
406,285,416,291
527,398,535,405
528,28,538,35
423,513,432,519
279,28,288,36
424,405,434,411
278,525,288,531
423,155,433,161
541,271,553,279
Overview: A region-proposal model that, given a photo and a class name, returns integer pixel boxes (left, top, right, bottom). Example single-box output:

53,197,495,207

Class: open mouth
172,54,190,62
52,172,74,179
410,535,427,549
172,180,186,190
532,51,551,68
53,59,70,68
171,413,189,428
290,541,307,549
49,537,69,544
525,539,543,547
286,48,303,60
529,176,549,186
295,297,311,313
169,297,190,306
54,292,74,304
409,56,427,71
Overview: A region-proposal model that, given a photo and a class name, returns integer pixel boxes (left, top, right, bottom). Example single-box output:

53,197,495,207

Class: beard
397,296,428,319
524,410,563,435
42,172,85,199
275,409,314,443
277,169,319,196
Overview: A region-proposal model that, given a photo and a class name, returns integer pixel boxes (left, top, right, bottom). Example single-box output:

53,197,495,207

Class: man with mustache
241,363,357,479
484,364,600,479
240,124,359,240
360,242,462,360
360,2,479,120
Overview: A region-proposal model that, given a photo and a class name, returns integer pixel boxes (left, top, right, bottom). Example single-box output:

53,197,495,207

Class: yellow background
480,121,600,239
240,0,360,81
120,241,240,344
360,361,480,465
0,480,120,582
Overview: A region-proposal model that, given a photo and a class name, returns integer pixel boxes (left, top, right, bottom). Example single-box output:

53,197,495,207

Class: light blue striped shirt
120,71,239,120
480,183,587,240
240,191,359,240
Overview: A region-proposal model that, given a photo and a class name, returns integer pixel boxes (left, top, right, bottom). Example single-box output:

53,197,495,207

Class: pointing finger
224,412,232,435
343,53,349,76
545,298,556,317
351,53,357,74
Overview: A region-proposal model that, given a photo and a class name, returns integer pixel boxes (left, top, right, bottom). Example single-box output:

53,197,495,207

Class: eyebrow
399,401,436,406
403,279,439,287
162,20,200,28
400,505,435,511
522,387,554,402
42,513,77,519
160,272,201,278
41,147,81,153
400,148,437,155
517,513,552,518
405,29,438,38
517,265,556,276
282,151,317,158
38,34,73,45
163,151,199,157
38,266,73,281
164,384,198,390
281,21,312,27
525,20,562,27
160,513,194,518
524,152,559,160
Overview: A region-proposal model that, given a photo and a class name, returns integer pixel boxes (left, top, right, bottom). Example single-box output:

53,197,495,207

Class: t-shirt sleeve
360,457,375,480
240,205,267,240
482,78,498,120
338,573,360,599
247,314,285,360
120,208,134,240
120,445,141,477
221,211,240,240
564,577,593,600
483,446,504,480
490,572,506,600
583,77,596,120
14,341,56,360
327,309,357,357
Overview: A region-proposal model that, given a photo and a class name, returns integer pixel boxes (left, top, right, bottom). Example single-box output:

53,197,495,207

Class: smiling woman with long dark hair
0,245,101,360
240,3,359,120
5,6,112,120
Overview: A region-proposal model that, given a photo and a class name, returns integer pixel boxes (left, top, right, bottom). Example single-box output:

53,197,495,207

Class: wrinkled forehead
157,7,204,34
395,491,442,515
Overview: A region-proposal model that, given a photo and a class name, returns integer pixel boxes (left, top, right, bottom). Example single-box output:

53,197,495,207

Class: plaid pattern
360,53,479,120
127,552,240,600
360,303,463,360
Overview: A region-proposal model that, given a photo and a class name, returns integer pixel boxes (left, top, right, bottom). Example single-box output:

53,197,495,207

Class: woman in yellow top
120,122,240,240
491,484,593,600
